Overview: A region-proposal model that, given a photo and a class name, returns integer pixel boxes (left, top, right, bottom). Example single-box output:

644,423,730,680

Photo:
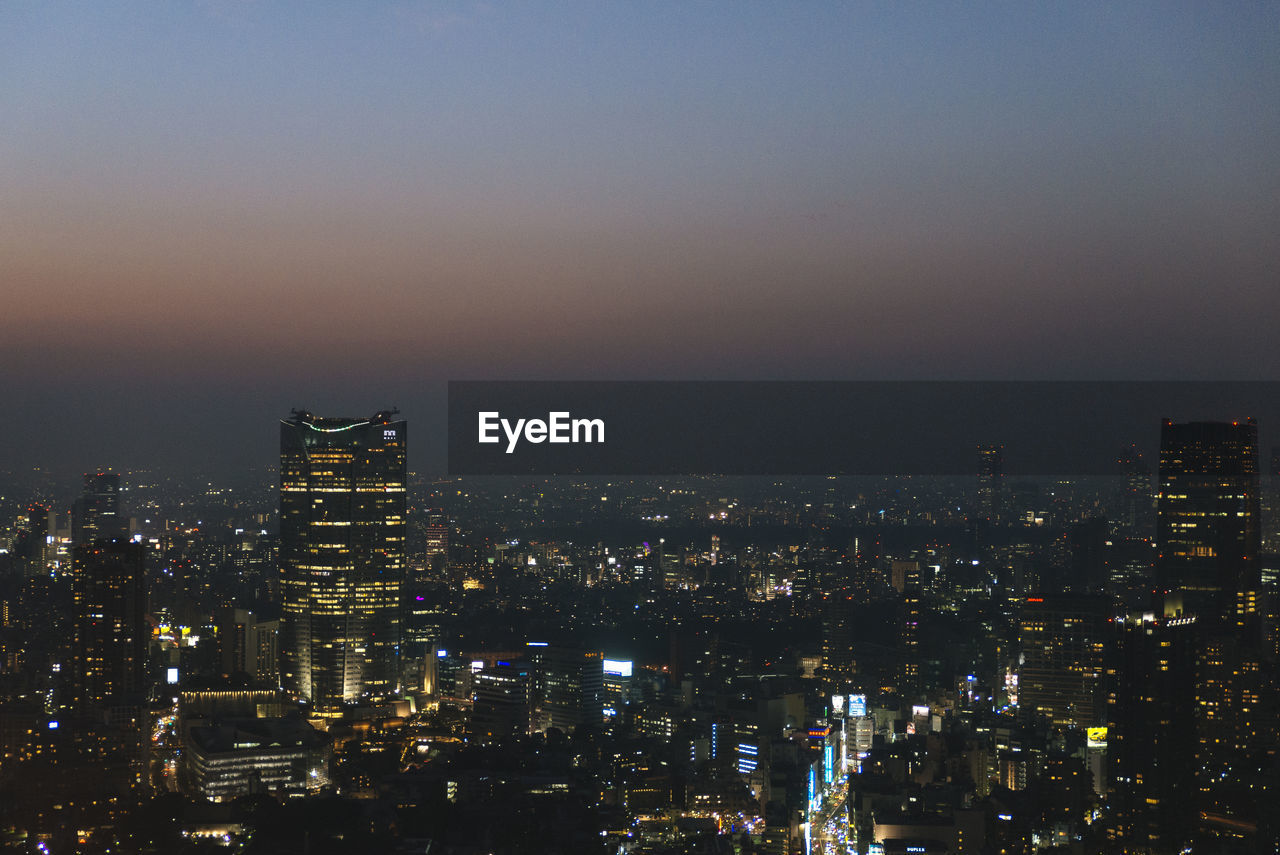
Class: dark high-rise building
279,410,407,706
422,510,448,576
1118,444,1152,534
473,663,531,741
1263,446,1280,554
73,472,127,546
1156,419,1260,620
40,538,150,826
1105,613,1199,853
1067,517,1110,593
1018,594,1107,729
820,589,856,686
11,502,49,575
977,444,1004,523
1194,630,1269,843
528,645,603,735
1153,420,1271,846
71,538,147,714
892,560,921,690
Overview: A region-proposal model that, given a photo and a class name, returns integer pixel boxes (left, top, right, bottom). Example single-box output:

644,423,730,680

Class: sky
2,2,1279,477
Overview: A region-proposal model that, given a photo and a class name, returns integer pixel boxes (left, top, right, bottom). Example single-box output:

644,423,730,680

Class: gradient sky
2,2,1279,476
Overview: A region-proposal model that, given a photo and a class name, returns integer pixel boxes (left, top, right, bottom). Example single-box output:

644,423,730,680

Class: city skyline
5,413,1280,850
2,2,1279,476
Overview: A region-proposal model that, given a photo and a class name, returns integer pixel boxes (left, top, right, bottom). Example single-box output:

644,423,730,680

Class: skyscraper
216,607,280,687
71,538,147,715
63,537,151,807
892,560,921,691
73,472,127,546
473,663,531,741
820,589,856,686
527,645,604,735
1018,594,1107,729
1117,443,1152,534
1154,419,1270,847
279,410,407,706
1105,613,1199,852
977,444,1003,523
1156,419,1260,619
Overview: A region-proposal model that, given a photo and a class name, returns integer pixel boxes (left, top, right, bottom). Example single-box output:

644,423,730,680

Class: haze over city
2,2,1279,476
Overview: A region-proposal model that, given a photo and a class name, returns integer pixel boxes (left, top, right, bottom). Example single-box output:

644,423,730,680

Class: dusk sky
2,2,1279,477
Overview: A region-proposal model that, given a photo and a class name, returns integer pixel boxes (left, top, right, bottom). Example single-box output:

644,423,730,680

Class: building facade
1156,419,1260,619
183,717,330,802
73,472,128,546
280,410,407,706
71,538,147,715
1018,594,1107,729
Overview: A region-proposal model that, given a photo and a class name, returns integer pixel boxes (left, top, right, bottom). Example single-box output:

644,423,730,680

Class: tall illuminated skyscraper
280,410,407,706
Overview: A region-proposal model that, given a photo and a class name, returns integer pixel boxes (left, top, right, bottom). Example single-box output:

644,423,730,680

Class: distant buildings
279,410,407,706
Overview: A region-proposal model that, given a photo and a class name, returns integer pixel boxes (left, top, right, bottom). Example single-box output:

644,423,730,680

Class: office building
182,717,330,802
279,410,407,706
1105,613,1198,852
473,663,531,741
1157,419,1260,620
71,538,147,714
528,645,603,734
423,510,448,576
977,444,1004,523
73,472,127,546
893,561,922,690
1118,444,1152,534
216,607,280,687
820,589,856,685
1018,595,1107,729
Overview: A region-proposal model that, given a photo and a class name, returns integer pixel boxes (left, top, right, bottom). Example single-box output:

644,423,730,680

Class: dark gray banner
447,381,1280,476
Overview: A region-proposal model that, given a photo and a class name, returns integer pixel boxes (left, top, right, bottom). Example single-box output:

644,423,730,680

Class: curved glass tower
280,410,406,706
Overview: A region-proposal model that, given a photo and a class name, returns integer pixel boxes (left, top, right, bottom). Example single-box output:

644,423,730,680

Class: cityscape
1,410,1278,853
4,3,1280,854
